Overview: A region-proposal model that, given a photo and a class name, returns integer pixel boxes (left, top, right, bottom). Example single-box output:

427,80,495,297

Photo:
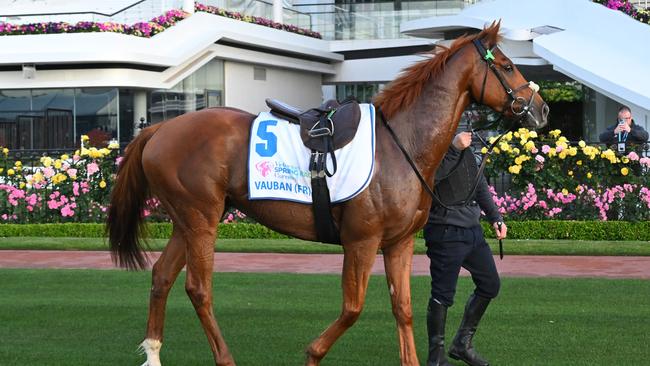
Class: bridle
472,39,549,128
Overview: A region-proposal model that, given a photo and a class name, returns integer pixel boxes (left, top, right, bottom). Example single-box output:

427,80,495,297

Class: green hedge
1,221,649,241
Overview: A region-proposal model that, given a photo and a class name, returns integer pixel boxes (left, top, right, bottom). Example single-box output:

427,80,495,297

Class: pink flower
541,145,551,154
535,155,545,163
640,157,650,167
43,167,55,178
61,205,75,217
87,162,99,176
626,151,639,161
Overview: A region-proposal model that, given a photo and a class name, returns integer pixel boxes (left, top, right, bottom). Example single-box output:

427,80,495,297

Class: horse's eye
503,64,513,72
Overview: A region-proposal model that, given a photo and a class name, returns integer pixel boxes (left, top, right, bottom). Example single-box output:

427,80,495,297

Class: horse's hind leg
181,203,235,366
140,228,187,366
305,240,380,366
382,237,420,366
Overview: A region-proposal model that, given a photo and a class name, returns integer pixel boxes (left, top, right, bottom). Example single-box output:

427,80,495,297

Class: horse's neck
390,74,472,182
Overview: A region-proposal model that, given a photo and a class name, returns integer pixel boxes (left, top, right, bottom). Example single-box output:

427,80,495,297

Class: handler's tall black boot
427,301,453,366
448,294,491,366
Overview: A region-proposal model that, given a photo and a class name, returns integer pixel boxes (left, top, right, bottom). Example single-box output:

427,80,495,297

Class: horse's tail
107,124,161,270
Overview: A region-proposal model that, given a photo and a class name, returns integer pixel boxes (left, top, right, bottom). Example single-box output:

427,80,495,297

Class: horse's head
467,22,549,130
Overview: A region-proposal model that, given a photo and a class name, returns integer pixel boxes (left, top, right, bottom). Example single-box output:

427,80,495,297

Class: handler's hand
493,222,507,240
453,132,473,150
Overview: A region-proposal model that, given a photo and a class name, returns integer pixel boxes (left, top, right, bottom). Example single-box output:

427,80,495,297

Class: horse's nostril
542,103,550,120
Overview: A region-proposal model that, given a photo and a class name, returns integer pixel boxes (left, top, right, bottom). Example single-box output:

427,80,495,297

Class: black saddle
265,98,361,152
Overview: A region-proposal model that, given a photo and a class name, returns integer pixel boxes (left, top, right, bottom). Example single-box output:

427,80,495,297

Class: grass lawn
0,269,649,365
1,237,649,256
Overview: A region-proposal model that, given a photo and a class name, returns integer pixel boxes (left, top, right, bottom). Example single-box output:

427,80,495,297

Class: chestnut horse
107,23,548,366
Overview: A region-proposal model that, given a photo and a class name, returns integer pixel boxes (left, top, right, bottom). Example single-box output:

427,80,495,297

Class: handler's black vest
434,149,479,207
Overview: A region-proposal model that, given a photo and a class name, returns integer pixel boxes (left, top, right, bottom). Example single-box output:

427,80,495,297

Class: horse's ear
481,20,502,49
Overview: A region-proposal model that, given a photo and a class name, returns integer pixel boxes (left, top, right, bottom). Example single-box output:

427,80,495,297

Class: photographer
599,106,648,150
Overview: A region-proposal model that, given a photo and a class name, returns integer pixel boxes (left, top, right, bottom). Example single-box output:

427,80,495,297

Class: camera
617,142,626,153
618,118,626,125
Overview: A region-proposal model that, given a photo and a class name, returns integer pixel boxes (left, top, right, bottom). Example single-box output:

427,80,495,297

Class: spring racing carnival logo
255,161,274,177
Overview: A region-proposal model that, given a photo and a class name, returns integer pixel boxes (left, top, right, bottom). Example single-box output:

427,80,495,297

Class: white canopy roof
401,0,650,111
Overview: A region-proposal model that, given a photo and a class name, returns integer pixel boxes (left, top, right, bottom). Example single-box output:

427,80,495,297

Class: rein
377,107,510,211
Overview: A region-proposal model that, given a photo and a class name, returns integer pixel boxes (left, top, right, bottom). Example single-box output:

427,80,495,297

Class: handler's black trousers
425,224,500,307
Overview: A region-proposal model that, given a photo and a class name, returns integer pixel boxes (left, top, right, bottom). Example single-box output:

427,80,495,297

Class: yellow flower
15,161,22,167
568,147,578,156
7,168,15,175
32,171,44,183
568,170,573,176
41,156,53,167
81,135,89,142
577,160,582,166
504,132,513,141
578,140,586,148
587,172,592,179
561,188,569,195
99,180,107,189
622,157,629,164
512,148,520,155
100,148,111,156
558,151,567,160
19,182,26,189
514,155,531,165
549,129,562,138
481,147,488,154
0,168,3,174
499,142,511,152
51,173,67,185
61,154,70,160
2,147,8,156
528,131,538,139
524,140,536,152
54,159,63,169
493,147,500,154
621,167,629,176
508,165,522,174
89,148,103,159
108,141,119,149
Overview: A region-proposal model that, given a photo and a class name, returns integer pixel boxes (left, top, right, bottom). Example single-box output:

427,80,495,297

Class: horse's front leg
383,236,420,366
305,240,380,366
140,229,187,366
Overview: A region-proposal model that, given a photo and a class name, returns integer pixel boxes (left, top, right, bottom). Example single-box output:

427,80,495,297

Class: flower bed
1,136,117,223
0,3,321,39
2,128,649,223
485,128,650,221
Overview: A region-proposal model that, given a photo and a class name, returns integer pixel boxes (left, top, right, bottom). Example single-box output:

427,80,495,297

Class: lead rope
377,107,512,211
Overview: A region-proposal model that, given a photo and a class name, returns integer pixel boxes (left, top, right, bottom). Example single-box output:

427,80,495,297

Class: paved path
1,250,650,278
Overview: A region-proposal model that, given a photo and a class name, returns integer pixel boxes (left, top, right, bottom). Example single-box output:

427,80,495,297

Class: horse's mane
374,22,501,120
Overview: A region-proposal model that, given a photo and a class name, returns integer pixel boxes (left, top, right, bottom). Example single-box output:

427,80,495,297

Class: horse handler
425,131,507,366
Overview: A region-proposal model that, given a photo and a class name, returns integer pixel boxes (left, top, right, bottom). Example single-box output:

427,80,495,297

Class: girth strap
309,150,341,244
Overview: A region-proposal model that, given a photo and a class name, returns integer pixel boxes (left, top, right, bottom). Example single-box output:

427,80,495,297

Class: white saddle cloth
248,103,375,203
